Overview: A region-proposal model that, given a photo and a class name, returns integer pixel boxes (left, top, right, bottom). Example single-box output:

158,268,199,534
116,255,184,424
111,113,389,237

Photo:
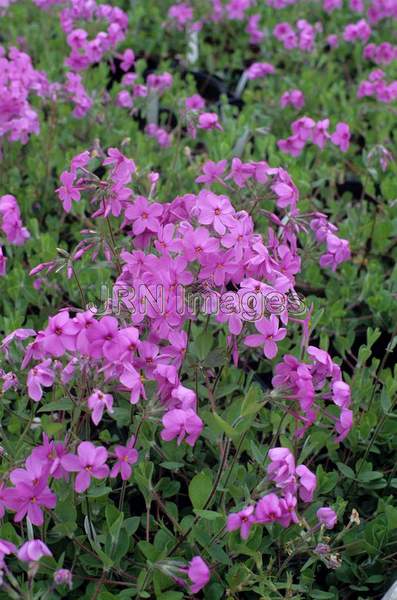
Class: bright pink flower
312,119,330,149
186,94,205,111
103,147,136,183
296,465,316,502
335,407,353,441
227,506,256,539
27,359,55,402
181,226,219,260
278,493,299,527
86,316,122,361
197,112,222,131
17,540,52,563
244,315,287,359
255,493,282,523
331,122,351,152
88,389,114,425
42,311,78,357
120,48,135,71
267,447,296,491
5,476,56,526
197,191,235,235
110,436,138,480
0,539,16,560
161,408,203,446
317,507,337,529
125,196,163,235
246,62,275,79
291,116,315,141
277,135,305,157
195,160,227,184
30,434,68,480
187,556,210,594
56,171,81,212
62,442,109,493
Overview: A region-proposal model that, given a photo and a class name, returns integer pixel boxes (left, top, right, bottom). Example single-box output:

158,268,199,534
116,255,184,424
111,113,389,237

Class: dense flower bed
0,0,396,599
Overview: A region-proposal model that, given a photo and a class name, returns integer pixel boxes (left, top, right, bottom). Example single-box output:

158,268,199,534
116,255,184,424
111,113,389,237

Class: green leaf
211,411,238,440
336,463,355,479
38,399,73,412
193,509,222,520
189,471,213,510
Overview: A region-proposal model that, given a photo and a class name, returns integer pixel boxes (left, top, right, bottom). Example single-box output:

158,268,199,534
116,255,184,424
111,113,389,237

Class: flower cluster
343,19,372,43
273,20,321,53
0,194,30,276
0,46,49,145
278,117,351,156
227,447,320,540
272,346,352,441
280,89,305,110
364,42,397,65
60,0,129,71
357,69,397,103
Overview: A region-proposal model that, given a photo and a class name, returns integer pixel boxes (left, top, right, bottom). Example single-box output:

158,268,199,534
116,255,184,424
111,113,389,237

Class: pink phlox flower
27,358,55,402
244,315,287,359
226,505,256,539
17,540,52,563
195,160,227,184
160,408,203,446
62,441,109,493
88,389,114,425
295,464,316,502
110,436,138,480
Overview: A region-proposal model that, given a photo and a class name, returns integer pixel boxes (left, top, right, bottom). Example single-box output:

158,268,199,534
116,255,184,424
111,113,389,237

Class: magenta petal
75,470,91,493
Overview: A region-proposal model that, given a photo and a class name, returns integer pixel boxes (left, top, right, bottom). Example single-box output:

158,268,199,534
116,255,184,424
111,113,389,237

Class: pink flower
86,316,123,361
42,311,78,357
185,94,205,111
120,48,135,71
331,122,351,152
117,90,133,108
88,389,114,425
317,507,337,529
312,119,330,149
267,447,296,491
332,381,351,408
188,556,210,594
335,407,353,441
5,476,56,526
125,196,163,235
280,89,305,110
110,437,139,480
0,539,16,560
246,62,275,80
160,408,203,446
227,506,256,539
54,568,73,588
195,160,227,184
30,434,68,480
296,465,316,502
17,540,52,563
62,442,109,493
103,148,136,183
27,359,55,402
198,112,222,131
244,315,287,359
197,190,235,235
255,493,282,523
56,171,81,212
